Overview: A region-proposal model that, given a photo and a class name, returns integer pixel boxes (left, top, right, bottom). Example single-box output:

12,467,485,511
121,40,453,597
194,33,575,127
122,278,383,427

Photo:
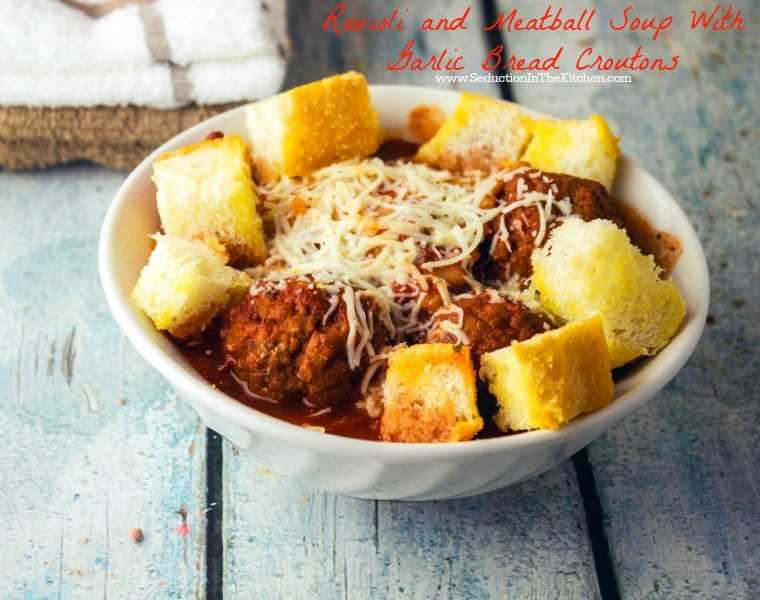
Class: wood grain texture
504,0,760,597
0,166,207,599
222,3,600,599
223,458,600,600
1,1,754,597
493,0,604,115
284,0,499,96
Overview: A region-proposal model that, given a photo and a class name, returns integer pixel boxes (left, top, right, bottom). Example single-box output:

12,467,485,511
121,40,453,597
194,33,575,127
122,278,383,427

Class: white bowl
99,86,709,501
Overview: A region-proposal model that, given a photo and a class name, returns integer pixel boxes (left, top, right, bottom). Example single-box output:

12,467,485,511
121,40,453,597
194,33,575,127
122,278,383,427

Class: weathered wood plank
284,0,499,96
0,166,207,599
493,0,606,115
504,0,760,597
224,459,599,600
223,2,600,598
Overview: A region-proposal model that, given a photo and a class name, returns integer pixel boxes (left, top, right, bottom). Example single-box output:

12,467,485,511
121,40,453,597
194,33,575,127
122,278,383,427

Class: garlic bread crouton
381,344,483,443
153,134,266,265
246,71,382,182
408,104,446,143
480,317,614,432
531,218,686,368
415,92,532,172
522,115,619,190
132,235,250,340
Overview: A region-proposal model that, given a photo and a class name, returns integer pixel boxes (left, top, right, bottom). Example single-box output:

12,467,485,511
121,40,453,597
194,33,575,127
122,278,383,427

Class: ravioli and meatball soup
132,72,684,443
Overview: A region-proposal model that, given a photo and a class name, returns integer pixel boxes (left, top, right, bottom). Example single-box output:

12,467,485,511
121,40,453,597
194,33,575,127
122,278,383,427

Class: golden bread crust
247,71,382,182
480,316,614,431
153,134,266,265
531,218,686,367
522,115,619,190
381,344,483,442
415,92,532,172
131,235,251,340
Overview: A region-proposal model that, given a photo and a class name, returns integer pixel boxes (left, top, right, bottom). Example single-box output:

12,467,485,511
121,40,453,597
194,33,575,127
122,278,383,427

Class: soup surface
178,139,680,441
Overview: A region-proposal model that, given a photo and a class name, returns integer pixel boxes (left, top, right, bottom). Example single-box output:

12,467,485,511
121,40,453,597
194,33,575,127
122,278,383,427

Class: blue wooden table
1,1,757,598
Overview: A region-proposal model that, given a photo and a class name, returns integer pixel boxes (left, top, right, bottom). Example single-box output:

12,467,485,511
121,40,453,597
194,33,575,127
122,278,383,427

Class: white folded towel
0,0,288,108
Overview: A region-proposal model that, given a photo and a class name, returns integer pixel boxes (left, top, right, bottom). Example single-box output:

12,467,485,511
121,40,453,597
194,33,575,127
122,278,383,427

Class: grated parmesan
251,160,566,373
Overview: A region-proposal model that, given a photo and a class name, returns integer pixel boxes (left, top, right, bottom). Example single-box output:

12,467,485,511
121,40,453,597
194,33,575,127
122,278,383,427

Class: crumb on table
128,528,144,543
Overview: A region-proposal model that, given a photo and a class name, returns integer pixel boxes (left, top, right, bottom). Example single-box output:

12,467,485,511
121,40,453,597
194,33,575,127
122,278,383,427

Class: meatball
220,280,385,407
482,169,623,281
428,293,548,367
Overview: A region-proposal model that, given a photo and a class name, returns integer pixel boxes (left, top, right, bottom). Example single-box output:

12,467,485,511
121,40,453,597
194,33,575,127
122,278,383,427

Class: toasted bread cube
522,115,619,190
531,218,686,367
246,71,382,182
408,104,446,143
381,344,483,443
152,134,266,265
415,92,532,172
480,317,614,431
132,235,250,340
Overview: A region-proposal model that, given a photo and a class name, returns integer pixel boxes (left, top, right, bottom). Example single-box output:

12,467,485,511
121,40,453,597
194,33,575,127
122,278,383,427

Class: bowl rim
98,84,709,461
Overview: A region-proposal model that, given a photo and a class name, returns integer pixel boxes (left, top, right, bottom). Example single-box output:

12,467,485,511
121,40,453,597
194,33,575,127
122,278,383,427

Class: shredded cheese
251,159,569,373
322,294,340,325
